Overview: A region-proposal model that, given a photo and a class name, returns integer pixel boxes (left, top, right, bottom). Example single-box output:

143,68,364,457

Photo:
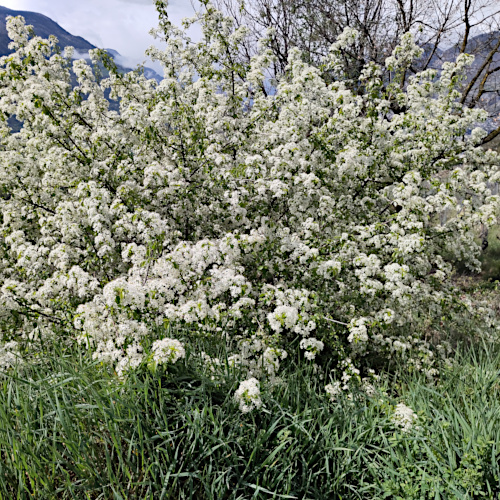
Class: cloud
72,49,91,60
111,52,143,69
2,0,199,75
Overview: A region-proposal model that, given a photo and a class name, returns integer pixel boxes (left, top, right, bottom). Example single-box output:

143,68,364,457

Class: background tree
213,0,500,145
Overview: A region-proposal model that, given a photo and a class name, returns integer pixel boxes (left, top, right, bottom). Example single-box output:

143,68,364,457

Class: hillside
0,5,94,56
0,5,162,81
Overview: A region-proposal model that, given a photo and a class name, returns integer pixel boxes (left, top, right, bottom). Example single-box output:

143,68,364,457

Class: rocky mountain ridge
0,5,162,82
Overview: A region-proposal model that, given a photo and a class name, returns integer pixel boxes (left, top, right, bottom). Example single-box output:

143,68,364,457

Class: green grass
0,343,499,499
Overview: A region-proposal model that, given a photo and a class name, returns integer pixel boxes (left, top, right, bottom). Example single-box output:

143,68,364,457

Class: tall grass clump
0,341,498,499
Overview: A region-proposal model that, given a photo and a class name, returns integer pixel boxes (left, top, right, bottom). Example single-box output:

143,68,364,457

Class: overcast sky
1,0,201,73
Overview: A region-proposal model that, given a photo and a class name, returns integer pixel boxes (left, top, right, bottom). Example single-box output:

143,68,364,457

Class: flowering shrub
0,4,499,400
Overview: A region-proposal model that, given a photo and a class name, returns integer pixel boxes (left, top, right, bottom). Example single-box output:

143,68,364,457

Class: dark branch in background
460,35,500,105
213,0,500,142
460,0,473,55
482,125,500,145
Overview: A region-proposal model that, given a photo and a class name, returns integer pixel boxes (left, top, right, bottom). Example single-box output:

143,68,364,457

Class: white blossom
234,377,262,413
151,338,186,365
325,382,342,401
299,338,324,360
391,402,418,432
115,344,144,378
0,341,20,372
267,306,299,333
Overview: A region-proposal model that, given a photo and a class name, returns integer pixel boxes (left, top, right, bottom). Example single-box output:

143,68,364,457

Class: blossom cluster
0,341,19,372
0,5,499,403
151,338,186,365
391,402,419,432
234,377,262,413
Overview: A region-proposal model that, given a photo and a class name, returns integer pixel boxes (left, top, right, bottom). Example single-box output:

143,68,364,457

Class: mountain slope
0,5,161,81
0,5,95,56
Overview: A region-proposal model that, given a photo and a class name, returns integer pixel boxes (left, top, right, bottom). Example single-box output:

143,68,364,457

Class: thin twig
324,317,349,326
